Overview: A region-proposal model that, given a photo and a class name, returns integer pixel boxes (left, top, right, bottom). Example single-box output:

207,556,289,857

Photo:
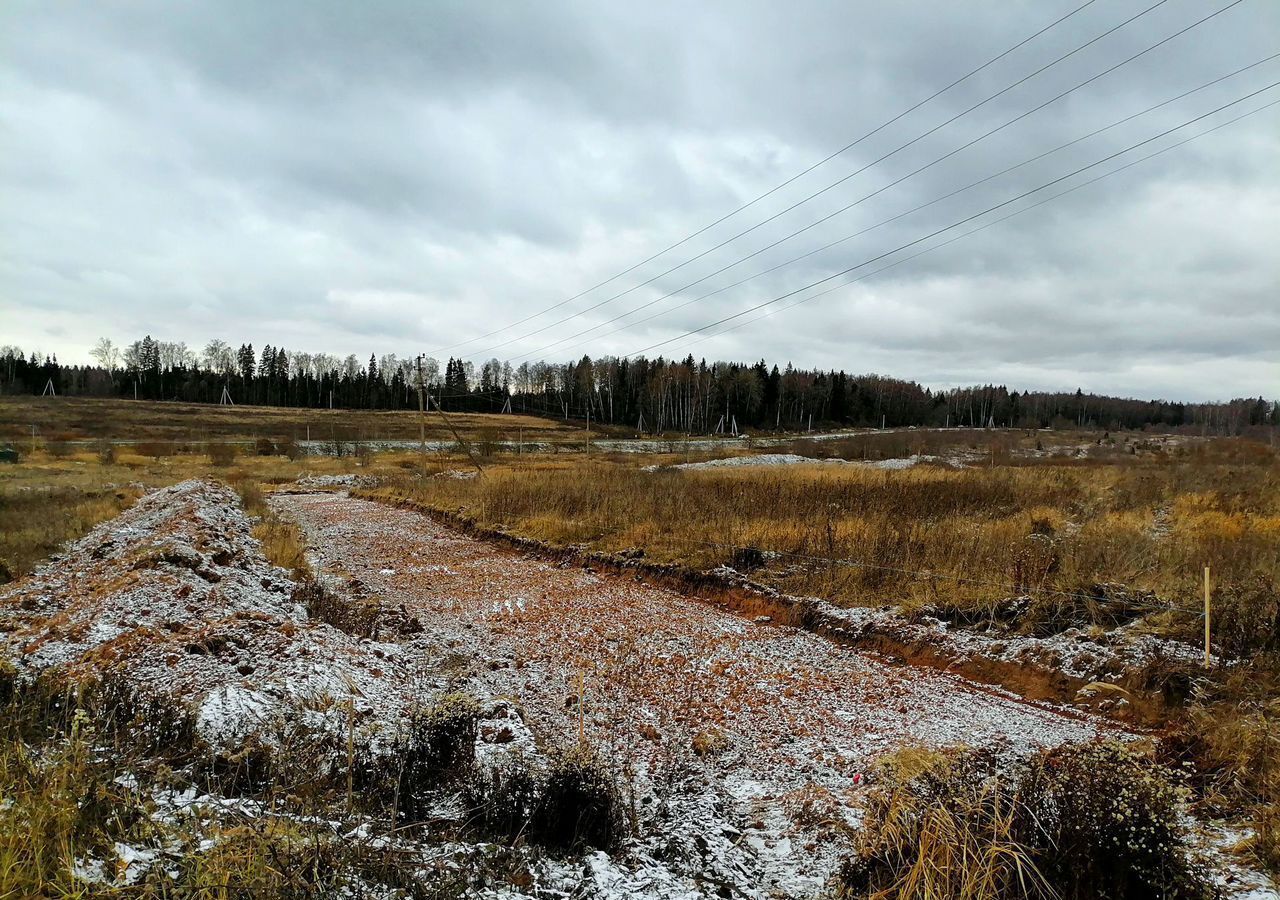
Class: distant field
0,395,602,445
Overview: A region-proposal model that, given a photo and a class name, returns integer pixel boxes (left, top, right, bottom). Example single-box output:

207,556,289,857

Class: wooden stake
577,670,585,746
1204,564,1212,668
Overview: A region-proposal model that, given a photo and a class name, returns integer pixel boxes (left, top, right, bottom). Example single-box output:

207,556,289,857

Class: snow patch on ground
647,452,948,472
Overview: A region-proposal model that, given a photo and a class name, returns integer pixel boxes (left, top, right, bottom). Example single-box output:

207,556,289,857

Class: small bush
208,442,237,466
255,518,311,579
96,441,116,464
394,693,481,820
280,437,304,461
1022,742,1207,899
460,747,623,852
841,741,1210,900
294,581,380,637
1212,576,1280,658
462,759,544,840
840,748,1047,900
255,437,277,456
1254,800,1280,875
136,440,173,461
530,748,622,851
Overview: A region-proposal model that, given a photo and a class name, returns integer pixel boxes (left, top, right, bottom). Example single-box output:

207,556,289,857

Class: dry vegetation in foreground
0,667,623,898
842,742,1212,900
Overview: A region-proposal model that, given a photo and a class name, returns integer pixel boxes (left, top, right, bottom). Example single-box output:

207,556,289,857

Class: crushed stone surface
276,490,1118,895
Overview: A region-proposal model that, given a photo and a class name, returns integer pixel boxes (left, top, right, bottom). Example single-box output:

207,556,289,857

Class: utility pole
415,355,427,458
585,406,590,455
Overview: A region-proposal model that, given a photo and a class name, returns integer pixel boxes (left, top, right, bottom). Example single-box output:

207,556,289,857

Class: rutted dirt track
278,490,1114,890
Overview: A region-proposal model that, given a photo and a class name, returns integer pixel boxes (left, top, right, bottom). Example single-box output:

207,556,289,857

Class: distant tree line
2,338,1276,435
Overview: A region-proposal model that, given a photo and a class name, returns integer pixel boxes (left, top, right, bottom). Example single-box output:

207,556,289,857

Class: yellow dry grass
357,440,1280,627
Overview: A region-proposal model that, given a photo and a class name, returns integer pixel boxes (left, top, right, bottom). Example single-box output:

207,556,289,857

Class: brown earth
276,491,1115,786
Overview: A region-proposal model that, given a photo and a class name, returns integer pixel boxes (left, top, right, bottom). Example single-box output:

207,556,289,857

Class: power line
621,78,1280,358
472,0,1221,360
686,96,1280,351
515,50,1280,362
423,0,1106,357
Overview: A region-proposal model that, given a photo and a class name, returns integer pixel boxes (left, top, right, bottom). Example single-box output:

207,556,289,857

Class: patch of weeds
840,740,1212,900
1168,658,1280,876
1022,741,1208,899
391,693,482,820
461,747,624,852
462,759,544,840
840,747,1048,900
691,725,729,757
1212,577,1280,658
532,747,622,851
294,580,381,637
255,516,311,579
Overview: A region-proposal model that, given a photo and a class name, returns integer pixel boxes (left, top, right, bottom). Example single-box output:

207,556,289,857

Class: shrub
841,741,1210,900
840,748,1047,900
1212,576,1280,658
255,518,311,579
1022,742,1207,899
136,440,173,461
1171,662,1280,875
95,441,116,464
460,747,623,852
394,694,481,820
255,437,277,456
294,581,379,637
461,759,544,840
280,437,304,461
530,748,622,851
1254,800,1280,875
208,442,237,466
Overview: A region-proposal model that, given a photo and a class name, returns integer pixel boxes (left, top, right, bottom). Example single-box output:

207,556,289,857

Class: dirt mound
0,480,420,751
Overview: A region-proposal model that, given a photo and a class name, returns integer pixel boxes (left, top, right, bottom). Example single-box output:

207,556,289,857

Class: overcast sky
2,0,1277,401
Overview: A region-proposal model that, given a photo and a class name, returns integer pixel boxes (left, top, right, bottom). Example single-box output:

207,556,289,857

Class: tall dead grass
357,441,1279,645
844,742,1211,900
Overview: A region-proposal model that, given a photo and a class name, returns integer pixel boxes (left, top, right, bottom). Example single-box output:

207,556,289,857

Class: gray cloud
2,0,1277,401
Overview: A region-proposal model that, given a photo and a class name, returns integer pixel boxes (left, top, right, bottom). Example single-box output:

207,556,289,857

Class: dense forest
2,338,1275,434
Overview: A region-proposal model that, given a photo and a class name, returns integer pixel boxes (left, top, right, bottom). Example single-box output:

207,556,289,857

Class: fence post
1203,564,1212,668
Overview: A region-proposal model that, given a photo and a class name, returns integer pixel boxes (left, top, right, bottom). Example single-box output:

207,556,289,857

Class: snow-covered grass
646,452,941,472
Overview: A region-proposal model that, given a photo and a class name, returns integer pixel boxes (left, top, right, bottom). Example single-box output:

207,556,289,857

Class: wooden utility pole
415,355,427,458
585,407,590,455
426,393,484,476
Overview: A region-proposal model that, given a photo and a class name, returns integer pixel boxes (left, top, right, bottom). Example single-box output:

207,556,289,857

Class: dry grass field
0,394,607,446
355,435,1280,877
1,414,1278,895
357,439,1280,640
